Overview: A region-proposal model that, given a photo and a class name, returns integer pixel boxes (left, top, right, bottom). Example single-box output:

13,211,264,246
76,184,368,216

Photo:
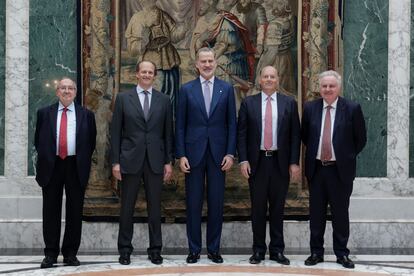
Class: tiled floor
1,253,414,275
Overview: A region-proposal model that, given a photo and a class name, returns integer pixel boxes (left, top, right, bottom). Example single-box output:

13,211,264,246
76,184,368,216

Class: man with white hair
301,70,367,269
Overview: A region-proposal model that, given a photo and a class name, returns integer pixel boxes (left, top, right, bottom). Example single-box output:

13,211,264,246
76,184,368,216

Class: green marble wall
410,0,414,177
343,0,388,177
0,0,5,175
28,0,77,175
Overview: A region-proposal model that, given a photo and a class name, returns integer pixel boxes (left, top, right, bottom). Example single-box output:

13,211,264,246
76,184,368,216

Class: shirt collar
136,85,153,94
261,91,277,102
200,76,215,86
58,101,75,112
323,97,338,109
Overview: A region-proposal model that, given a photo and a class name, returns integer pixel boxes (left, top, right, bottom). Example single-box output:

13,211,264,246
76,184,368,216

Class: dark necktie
58,107,68,159
264,96,273,150
321,105,332,161
143,90,149,120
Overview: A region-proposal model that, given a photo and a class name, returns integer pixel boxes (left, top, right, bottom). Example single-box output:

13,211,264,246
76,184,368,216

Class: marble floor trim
1,254,414,275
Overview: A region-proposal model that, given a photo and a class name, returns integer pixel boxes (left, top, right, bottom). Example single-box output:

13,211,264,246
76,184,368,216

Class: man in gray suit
111,60,174,265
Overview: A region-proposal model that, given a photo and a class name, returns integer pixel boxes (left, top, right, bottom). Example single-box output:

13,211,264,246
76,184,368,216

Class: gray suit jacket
110,88,174,174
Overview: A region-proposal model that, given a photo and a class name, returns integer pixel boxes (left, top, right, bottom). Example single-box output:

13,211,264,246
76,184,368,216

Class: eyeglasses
58,86,76,91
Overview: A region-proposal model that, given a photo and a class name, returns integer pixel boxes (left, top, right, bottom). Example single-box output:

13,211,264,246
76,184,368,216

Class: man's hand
179,157,190,173
112,164,122,181
221,155,234,171
289,164,301,182
240,162,251,179
163,164,173,182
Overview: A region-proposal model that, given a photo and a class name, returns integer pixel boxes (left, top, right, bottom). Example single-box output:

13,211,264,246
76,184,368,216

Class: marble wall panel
27,0,77,175
2,221,414,250
343,0,388,177
0,0,5,175
410,0,414,177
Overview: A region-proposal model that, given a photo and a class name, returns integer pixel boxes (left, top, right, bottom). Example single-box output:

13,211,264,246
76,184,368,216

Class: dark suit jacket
237,92,301,177
34,102,97,187
111,88,174,174
301,97,367,184
175,77,236,167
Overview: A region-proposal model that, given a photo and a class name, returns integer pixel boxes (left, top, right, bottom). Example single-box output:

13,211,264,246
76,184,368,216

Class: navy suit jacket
237,92,301,177
175,77,237,167
34,102,97,187
110,88,174,174
301,97,367,184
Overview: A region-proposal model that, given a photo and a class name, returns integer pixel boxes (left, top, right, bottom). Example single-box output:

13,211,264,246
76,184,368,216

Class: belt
260,150,277,157
316,160,336,166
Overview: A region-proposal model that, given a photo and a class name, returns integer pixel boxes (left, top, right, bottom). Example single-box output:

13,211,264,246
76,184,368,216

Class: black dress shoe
249,252,265,264
148,252,163,265
40,256,57,269
119,253,131,265
304,253,324,266
186,252,200,264
63,256,80,266
336,256,355,269
207,252,223,263
269,252,290,265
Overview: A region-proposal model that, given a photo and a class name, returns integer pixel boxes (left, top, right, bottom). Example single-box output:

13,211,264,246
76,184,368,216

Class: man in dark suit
111,60,174,265
237,66,300,265
302,70,367,269
175,47,237,264
35,77,96,268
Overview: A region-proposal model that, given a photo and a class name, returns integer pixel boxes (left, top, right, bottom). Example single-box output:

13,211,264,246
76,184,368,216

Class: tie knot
143,90,149,95
63,107,68,113
326,105,332,110
267,96,272,102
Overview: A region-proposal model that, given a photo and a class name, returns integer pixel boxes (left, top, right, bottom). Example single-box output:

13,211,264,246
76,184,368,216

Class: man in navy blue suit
237,66,301,265
35,77,96,268
302,70,366,269
175,47,237,264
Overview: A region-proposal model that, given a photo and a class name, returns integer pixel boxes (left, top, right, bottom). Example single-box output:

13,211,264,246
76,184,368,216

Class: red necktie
59,107,68,159
264,96,273,150
321,106,332,161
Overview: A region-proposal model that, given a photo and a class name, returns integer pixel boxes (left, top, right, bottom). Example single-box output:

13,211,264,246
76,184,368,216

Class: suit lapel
333,97,344,140
129,89,145,120
315,99,324,138
147,89,160,122
75,103,84,136
192,79,209,118
209,79,224,117
254,94,262,136
49,103,59,148
276,93,286,138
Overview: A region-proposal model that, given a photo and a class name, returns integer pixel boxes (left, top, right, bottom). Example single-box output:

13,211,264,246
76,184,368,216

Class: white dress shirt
200,75,215,97
260,92,278,150
316,98,338,161
56,102,76,156
136,85,153,110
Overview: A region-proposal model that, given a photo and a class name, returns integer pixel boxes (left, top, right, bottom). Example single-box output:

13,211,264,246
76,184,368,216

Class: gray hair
319,70,342,87
58,77,77,90
196,47,216,60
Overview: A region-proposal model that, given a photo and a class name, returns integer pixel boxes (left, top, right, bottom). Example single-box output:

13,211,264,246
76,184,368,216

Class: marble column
350,0,414,222
0,0,43,249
